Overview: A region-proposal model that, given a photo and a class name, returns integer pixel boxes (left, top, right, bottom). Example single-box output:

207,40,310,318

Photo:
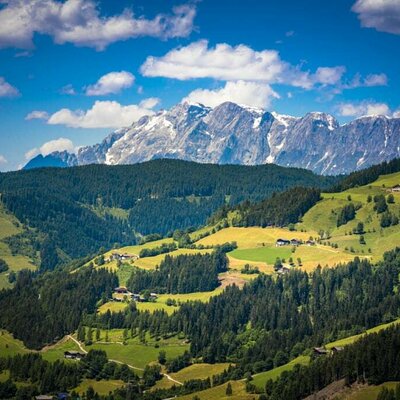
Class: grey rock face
32,101,400,175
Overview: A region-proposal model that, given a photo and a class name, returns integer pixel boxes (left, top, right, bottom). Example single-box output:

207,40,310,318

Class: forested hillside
0,160,336,259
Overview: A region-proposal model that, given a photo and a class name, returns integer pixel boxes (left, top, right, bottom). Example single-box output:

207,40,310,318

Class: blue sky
0,0,399,171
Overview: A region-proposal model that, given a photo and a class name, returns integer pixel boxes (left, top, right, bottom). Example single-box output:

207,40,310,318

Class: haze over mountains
25,101,400,175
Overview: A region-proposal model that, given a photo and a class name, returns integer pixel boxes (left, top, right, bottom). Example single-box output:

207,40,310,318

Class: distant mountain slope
24,101,400,175
1,159,336,259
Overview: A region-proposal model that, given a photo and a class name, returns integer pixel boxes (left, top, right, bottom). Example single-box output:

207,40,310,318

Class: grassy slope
93,173,400,315
326,318,400,349
176,380,255,400
252,356,310,390
342,382,400,400
252,318,400,391
134,248,211,270
0,330,81,362
88,330,189,370
73,379,125,396
298,171,400,263
154,363,233,390
0,202,36,289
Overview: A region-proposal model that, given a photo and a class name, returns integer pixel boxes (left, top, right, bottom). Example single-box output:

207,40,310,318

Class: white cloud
60,84,76,95
314,67,346,85
337,101,391,117
85,71,135,96
352,0,400,35
0,155,7,164
141,40,287,83
0,1,196,50
363,73,388,86
0,76,19,97
25,110,49,120
25,138,75,160
139,97,160,109
47,99,157,128
344,73,388,89
183,81,279,109
393,108,400,118
140,40,368,92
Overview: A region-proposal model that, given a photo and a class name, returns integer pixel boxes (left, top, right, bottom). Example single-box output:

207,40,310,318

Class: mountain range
24,101,400,175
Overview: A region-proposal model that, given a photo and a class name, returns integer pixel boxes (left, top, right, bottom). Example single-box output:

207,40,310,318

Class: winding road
67,335,183,386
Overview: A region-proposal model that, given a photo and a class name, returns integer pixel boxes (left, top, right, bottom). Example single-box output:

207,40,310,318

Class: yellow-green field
298,171,400,263
41,337,83,363
98,301,129,314
326,318,400,349
134,248,210,270
176,380,256,400
0,330,30,357
73,379,125,395
0,330,81,362
154,363,233,390
196,227,314,248
86,330,189,370
251,318,400,391
0,202,37,289
252,355,310,390
342,382,400,400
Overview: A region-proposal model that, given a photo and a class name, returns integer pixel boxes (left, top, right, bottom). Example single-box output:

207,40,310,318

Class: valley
1,163,400,400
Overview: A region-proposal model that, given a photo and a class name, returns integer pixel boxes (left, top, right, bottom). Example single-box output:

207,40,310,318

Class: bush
0,258,9,273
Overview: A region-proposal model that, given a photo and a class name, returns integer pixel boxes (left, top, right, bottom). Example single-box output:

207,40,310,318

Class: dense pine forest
228,187,322,227
126,248,228,294
0,247,399,399
0,160,336,259
0,267,117,349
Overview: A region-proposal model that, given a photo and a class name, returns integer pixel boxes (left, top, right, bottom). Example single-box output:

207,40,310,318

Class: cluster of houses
113,286,158,303
106,252,138,263
275,238,315,247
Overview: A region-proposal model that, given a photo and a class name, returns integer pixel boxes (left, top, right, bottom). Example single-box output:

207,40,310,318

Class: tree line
0,159,336,260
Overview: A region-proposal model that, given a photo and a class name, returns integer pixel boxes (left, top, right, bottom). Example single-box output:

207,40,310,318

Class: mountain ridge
24,101,400,175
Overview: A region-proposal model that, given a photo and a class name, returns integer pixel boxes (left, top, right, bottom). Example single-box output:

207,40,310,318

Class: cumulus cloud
0,0,197,50
141,40,287,83
47,99,158,128
352,0,400,35
314,67,346,85
0,155,7,164
85,71,135,96
25,110,49,120
337,101,391,117
0,76,19,97
25,138,75,160
183,81,279,109
141,40,382,93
